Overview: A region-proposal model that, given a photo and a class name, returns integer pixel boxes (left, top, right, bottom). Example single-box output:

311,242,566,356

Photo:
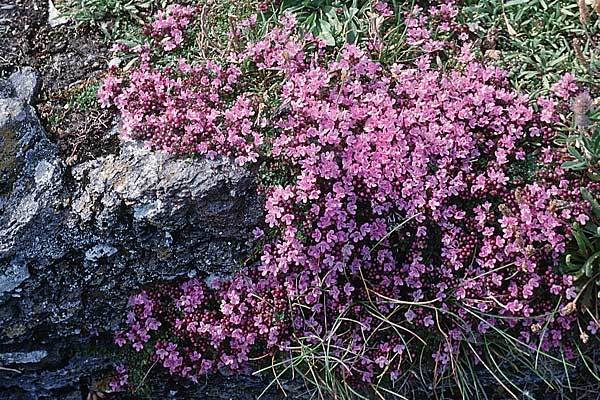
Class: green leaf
572,225,590,256
346,23,358,44
587,171,600,181
583,251,600,277
564,254,583,273
581,187,600,219
567,145,585,160
561,160,587,171
318,21,336,46
505,0,530,7
548,53,568,67
593,130,600,154
346,6,358,20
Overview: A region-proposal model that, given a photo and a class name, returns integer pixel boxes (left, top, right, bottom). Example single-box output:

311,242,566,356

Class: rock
70,138,261,273
84,244,117,262
0,354,110,399
0,69,277,399
0,68,63,259
0,350,48,365
4,67,39,104
0,260,29,296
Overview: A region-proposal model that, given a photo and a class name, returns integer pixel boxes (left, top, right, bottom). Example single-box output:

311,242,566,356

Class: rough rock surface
0,68,288,399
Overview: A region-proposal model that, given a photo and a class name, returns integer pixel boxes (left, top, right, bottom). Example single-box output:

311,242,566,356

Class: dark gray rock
8,67,39,104
69,136,261,276
0,67,39,104
0,350,48,364
0,68,285,399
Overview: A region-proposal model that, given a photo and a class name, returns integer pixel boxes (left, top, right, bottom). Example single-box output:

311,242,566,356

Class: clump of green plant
59,0,255,45
71,81,101,112
42,80,101,127
462,0,600,96
558,91,600,325
59,0,170,37
268,0,380,46
265,0,427,62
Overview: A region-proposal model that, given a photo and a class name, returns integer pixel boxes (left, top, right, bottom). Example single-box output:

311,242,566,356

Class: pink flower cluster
99,55,262,164
106,2,592,392
114,276,290,383
145,5,196,51
108,364,129,392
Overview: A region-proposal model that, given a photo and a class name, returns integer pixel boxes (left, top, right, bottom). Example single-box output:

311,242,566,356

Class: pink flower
506,300,523,314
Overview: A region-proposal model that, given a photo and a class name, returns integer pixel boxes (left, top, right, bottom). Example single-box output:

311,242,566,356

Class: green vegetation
463,0,600,95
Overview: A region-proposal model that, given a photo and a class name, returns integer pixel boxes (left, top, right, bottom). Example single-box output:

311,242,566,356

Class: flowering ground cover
87,0,600,398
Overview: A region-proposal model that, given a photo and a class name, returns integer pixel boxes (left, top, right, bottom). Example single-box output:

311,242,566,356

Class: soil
0,0,119,165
